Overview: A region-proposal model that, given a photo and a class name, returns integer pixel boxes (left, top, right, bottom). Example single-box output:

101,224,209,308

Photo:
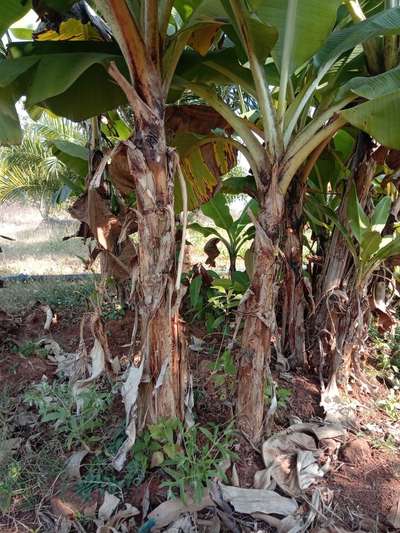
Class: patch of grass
0,278,95,313
369,434,398,452
0,438,65,514
0,387,65,515
11,340,48,359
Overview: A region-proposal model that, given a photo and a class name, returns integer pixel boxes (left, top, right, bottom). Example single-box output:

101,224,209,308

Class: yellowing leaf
35,18,103,42
188,23,222,56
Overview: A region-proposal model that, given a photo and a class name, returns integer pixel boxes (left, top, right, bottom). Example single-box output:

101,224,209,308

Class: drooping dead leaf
387,149,400,170
370,281,396,333
69,189,137,281
231,464,240,488
188,23,222,55
204,237,220,267
165,105,233,137
0,438,22,465
42,304,54,331
109,144,134,195
197,514,221,533
51,497,78,520
164,514,194,533
112,360,144,471
98,492,120,522
260,422,345,497
73,337,105,410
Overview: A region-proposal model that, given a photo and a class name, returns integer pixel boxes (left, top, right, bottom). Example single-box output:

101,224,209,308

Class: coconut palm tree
0,115,85,218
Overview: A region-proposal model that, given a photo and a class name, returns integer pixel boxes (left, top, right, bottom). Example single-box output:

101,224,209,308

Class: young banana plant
189,192,256,278
347,188,400,288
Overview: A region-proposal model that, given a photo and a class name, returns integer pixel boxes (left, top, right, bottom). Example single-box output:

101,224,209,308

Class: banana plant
189,192,257,278
346,187,400,288
3,0,400,444
0,0,245,464
176,0,400,440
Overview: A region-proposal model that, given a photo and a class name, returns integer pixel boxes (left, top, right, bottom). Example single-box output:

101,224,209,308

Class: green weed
150,418,237,502
264,384,292,410
24,381,113,450
376,389,400,421
11,340,48,359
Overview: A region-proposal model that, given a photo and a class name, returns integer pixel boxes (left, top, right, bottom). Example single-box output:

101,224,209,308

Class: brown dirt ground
1,304,400,531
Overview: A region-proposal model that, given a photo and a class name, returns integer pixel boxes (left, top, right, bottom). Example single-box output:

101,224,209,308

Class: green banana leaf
50,139,89,176
252,0,341,73
341,92,400,150
315,7,400,71
0,0,32,38
337,64,400,101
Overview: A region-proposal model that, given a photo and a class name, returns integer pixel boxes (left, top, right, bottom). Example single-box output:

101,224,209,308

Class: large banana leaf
0,0,32,38
337,64,400,100
38,0,76,10
341,92,400,149
49,139,89,176
0,85,22,144
0,42,128,125
175,48,256,96
201,192,234,232
315,7,400,71
371,196,391,233
251,0,341,73
226,2,278,64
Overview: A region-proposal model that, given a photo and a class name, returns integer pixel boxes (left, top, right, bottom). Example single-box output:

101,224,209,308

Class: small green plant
369,434,398,452
102,301,126,321
149,418,237,502
376,389,400,421
189,193,257,278
370,323,400,387
11,340,48,359
209,349,236,391
24,381,112,450
264,384,292,410
0,461,22,513
187,269,248,333
76,425,154,500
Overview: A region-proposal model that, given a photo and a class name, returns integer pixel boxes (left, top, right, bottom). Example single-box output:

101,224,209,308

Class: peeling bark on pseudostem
281,176,307,368
125,123,187,427
313,134,376,388
103,48,188,429
237,177,284,443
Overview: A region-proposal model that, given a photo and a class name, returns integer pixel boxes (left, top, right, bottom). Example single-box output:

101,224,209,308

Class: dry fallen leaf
220,484,298,516
148,492,214,529
64,450,89,481
51,497,78,520
387,497,400,528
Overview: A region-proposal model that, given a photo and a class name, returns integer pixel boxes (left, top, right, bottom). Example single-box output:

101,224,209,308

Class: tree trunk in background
312,133,376,386
39,196,51,221
236,174,284,442
127,115,187,426
281,175,307,368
